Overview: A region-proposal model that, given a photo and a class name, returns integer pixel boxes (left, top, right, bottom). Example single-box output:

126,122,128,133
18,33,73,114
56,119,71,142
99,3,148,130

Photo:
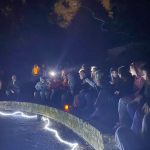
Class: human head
61,69,67,79
81,64,89,70
91,66,98,79
110,67,118,78
118,66,130,79
130,62,145,76
95,70,103,86
12,75,16,82
141,64,150,82
79,69,86,80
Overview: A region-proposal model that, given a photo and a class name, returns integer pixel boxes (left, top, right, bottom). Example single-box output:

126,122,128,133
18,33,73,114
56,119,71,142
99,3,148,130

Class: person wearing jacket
5,75,20,98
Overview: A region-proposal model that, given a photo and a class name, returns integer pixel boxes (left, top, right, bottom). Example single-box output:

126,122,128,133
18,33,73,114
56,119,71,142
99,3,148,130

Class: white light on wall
0,111,37,119
42,117,78,150
0,111,79,150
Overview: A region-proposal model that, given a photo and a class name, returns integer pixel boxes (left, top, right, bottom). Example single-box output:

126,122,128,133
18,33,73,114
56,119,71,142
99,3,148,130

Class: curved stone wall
0,101,104,150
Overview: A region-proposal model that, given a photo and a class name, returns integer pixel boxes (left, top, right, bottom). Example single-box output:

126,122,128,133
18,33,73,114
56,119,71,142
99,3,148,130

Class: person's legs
73,93,86,108
118,98,131,126
34,91,39,99
5,90,10,96
44,91,50,100
40,91,44,99
127,101,139,120
115,126,142,150
90,90,111,119
131,109,144,135
142,113,150,149
61,92,73,107
84,91,96,112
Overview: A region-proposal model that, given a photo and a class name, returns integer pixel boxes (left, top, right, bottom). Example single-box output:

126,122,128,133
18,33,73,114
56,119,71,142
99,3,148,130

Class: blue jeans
115,126,142,150
118,98,131,126
127,101,139,120
131,109,144,135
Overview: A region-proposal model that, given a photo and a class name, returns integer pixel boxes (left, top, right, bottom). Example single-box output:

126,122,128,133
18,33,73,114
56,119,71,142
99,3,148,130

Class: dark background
0,0,150,76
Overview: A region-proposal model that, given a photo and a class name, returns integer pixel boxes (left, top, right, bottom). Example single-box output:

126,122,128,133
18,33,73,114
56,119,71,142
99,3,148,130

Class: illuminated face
95,74,101,86
91,68,96,73
12,75,16,82
91,69,96,78
61,70,65,77
142,70,147,80
79,71,85,80
111,71,118,78
130,66,136,76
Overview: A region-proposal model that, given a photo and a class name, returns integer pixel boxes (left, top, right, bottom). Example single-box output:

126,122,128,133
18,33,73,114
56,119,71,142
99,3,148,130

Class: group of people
0,61,150,150
114,62,150,150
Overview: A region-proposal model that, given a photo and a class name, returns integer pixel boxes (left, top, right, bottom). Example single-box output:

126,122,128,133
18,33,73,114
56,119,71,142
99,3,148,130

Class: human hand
134,95,142,103
11,90,14,94
114,91,120,95
142,103,150,114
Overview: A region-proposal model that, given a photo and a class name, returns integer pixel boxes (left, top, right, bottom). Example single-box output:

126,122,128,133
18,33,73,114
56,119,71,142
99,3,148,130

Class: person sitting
73,69,90,109
81,64,90,78
90,70,111,118
79,67,98,92
67,71,80,96
60,69,72,108
115,66,134,127
115,112,150,150
129,62,145,97
109,67,121,111
127,62,145,122
34,77,50,100
109,67,120,87
73,68,97,115
90,69,119,126
5,75,20,99
131,64,150,135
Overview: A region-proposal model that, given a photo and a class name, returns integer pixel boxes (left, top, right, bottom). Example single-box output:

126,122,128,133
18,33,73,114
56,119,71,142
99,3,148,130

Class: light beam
0,111,37,119
0,111,79,150
42,117,78,150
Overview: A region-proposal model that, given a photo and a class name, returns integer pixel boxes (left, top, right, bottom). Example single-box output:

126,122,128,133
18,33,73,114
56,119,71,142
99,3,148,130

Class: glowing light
32,65,40,76
0,111,79,150
49,71,56,77
0,111,37,119
42,117,78,150
64,104,69,112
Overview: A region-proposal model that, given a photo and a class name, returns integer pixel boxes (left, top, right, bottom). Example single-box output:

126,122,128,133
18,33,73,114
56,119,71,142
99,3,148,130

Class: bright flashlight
49,71,56,77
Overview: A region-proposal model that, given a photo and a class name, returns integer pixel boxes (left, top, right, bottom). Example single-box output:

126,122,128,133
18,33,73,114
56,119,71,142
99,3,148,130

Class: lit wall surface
0,101,104,150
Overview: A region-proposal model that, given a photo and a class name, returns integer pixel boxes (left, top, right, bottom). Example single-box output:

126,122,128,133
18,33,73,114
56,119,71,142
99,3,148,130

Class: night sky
0,0,150,70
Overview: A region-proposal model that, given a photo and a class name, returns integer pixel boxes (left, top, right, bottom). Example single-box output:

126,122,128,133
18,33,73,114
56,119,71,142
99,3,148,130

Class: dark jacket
118,76,134,98
140,82,150,106
7,81,20,93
